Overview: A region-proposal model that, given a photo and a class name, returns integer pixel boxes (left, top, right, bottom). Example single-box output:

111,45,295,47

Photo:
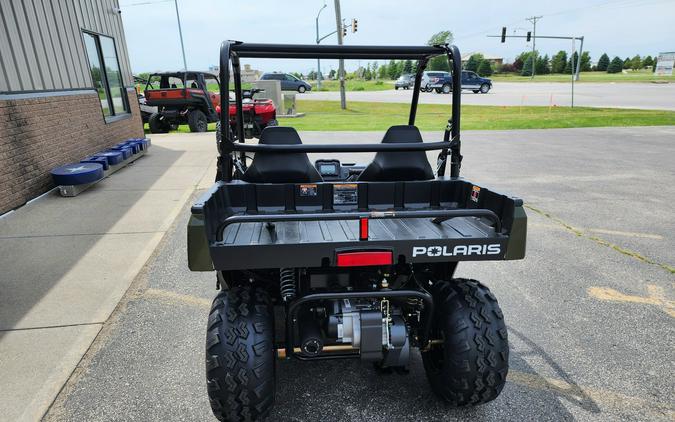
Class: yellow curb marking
588,285,675,318
143,287,212,308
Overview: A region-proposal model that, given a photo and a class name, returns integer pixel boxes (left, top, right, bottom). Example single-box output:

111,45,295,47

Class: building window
82,32,129,120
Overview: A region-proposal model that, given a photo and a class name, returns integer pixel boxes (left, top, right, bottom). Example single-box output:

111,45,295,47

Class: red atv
216,88,277,140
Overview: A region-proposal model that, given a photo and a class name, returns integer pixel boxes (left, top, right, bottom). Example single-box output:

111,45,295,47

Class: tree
307,70,317,80
477,60,493,76
580,52,592,71
387,60,399,79
378,63,388,79
564,52,579,74
551,50,567,73
642,55,654,68
427,30,453,71
521,52,534,76
607,56,624,73
623,57,631,69
328,69,336,79
653,57,658,72
371,62,379,79
630,55,641,70
363,64,372,80
402,59,413,75
597,53,610,71
536,54,550,75
464,54,484,72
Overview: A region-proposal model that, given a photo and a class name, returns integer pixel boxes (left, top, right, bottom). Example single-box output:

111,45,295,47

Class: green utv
188,41,527,421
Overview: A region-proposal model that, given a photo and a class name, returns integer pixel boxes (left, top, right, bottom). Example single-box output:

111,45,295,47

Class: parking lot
304,82,675,110
44,127,674,421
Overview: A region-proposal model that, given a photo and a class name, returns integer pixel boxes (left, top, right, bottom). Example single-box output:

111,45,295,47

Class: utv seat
358,125,434,181
241,127,323,183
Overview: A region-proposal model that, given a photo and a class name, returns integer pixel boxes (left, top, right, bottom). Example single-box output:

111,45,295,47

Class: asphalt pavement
44,127,674,422
301,82,675,110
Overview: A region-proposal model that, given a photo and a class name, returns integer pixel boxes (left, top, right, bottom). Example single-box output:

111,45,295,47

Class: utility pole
526,16,542,79
315,3,327,89
334,0,346,109
174,0,187,71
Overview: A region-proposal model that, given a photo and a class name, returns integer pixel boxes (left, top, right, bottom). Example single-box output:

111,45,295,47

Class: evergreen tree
564,52,579,74
371,62,379,79
597,53,610,71
653,57,658,72
387,60,398,79
464,54,484,72
642,55,654,68
521,53,534,76
630,55,642,70
364,64,372,80
623,57,631,69
580,52,592,71
607,56,624,73
477,60,493,76
536,54,550,75
328,69,336,79
551,50,567,73
402,59,413,75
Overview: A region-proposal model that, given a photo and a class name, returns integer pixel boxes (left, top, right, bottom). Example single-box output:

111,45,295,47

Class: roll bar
218,42,462,180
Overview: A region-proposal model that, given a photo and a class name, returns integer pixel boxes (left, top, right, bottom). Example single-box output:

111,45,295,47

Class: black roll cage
218,41,463,181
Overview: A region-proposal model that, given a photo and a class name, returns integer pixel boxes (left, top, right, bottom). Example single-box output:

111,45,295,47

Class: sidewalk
0,133,217,422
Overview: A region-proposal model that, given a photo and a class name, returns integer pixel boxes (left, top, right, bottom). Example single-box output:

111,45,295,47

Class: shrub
607,56,624,73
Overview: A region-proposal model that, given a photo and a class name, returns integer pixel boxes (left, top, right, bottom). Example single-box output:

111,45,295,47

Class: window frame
82,30,130,122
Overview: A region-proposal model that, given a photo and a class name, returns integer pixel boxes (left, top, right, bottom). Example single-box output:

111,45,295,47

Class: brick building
0,0,143,214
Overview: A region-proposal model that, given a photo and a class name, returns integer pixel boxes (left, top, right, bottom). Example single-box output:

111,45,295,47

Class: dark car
421,70,492,94
260,73,312,93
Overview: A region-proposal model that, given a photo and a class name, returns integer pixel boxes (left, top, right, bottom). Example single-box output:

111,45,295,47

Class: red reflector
336,251,393,267
359,217,368,241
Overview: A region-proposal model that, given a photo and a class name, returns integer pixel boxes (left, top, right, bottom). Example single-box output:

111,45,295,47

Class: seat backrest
357,125,434,182
241,127,323,183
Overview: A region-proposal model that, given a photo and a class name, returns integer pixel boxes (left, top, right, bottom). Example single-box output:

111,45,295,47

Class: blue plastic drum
51,162,104,185
97,150,125,165
107,147,132,160
81,156,109,170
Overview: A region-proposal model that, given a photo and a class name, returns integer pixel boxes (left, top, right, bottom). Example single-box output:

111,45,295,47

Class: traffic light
352,18,358,33
526,31,531,42
342,25,347,37
501,27,506,43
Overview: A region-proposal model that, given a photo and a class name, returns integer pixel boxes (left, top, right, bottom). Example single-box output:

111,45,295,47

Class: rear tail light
336,251,393,267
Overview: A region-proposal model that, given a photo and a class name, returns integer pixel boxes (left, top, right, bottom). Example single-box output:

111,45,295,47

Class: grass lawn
489,70,674,83
144,100,675,134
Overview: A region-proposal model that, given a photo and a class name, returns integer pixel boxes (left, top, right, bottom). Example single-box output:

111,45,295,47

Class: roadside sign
655,52,674,76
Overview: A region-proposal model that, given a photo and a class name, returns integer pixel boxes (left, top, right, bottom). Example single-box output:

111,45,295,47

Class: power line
120,0,172,7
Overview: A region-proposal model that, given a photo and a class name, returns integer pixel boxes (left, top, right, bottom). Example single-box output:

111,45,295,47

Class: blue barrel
116,142,139,154
97,150,125,165
108,147,132,160
51,162,104,185
124,142,141,153
81,156,109,170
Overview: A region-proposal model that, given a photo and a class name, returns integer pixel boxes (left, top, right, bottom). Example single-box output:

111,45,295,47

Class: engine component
279,268,296,301
299,308,323,356
325,298,410,367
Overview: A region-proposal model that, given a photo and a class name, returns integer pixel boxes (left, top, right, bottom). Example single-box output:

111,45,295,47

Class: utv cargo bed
188,178,526,271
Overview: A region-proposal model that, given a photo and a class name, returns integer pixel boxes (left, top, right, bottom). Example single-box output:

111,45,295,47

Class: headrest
259,126,303,145
381,125,423,144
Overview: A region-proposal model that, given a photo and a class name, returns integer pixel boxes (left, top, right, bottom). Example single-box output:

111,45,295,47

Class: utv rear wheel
206,285,275,421
188,110,208,132
422,278,508,407
148,112,170,133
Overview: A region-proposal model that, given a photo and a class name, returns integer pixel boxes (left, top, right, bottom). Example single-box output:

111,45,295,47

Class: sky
119,0,675,74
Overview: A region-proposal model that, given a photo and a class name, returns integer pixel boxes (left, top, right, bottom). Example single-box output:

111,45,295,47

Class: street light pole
315,3,327,89
334,0,346,109
526,16,542,79
174,0,187,71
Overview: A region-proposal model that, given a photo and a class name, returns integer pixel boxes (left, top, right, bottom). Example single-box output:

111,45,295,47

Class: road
45,127,675,421
300,82,675,110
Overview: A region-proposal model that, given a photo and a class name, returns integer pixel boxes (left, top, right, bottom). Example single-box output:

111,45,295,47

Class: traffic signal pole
334,0,346,109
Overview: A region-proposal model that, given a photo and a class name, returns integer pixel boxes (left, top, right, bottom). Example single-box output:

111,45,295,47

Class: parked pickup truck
421,70,492,94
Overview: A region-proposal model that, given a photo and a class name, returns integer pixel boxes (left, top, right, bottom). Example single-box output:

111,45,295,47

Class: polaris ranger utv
188,42,527,421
